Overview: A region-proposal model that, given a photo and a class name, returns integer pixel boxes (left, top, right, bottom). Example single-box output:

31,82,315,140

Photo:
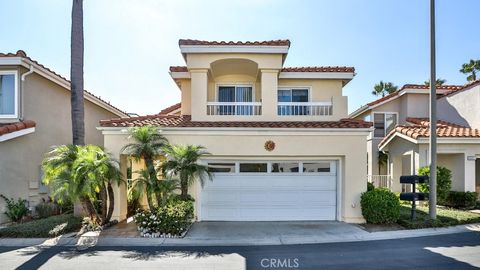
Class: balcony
367,175,393,190
207,102,262,116
277,102,333,116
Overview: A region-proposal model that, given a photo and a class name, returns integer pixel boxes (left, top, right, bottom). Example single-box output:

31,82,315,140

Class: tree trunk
180,177,188,200
99,186,107,224
105,183,115,223
79,195,99,223
71,0,85,145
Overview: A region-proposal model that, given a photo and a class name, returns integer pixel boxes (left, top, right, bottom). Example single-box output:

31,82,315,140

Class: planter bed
0,214,82,238
397,205,480,229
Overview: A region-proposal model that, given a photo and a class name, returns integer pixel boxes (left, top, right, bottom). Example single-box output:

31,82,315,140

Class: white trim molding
180,45,290,54
169,71,190,79
0,70,19,119
0,127,35,142
279,72,355,80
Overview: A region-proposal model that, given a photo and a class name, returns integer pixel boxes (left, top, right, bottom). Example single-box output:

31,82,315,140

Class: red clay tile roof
179,39,291,47
159,103,181,115
399,84,464,91
0,120,36,136
366,91,399,107
100,115,372,129
379,117,480,148
0,51,128,117
281,66,355,73
440,79,480,99
169,66,188,72
169,66,355,73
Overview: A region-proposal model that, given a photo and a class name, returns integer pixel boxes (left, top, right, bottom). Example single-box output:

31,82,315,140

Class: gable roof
378,117,480,149
0,51,128,118
178,39,291,47
349,83,465,118
158,103,181,115
438,79,480,99
99,114,372,129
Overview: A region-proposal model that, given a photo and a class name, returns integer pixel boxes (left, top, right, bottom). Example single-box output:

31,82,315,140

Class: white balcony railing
277,102,333,116
207,102,262,116
367,175,393,190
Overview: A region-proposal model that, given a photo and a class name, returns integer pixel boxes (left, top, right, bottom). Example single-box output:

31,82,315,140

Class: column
260,69,279,119
190,69,208,121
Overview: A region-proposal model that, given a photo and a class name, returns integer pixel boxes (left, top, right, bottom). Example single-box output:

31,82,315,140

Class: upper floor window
0,71,18,118
374,112,397,137
278,88,309,103
218,85,253,103
212,85,258,115
278,88,310,115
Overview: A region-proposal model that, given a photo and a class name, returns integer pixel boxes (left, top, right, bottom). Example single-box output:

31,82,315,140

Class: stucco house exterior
0,51,128,223
99,39,372,223
350,81,480,193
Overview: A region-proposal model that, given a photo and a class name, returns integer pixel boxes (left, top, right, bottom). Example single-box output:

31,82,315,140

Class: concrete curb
0,223,479,247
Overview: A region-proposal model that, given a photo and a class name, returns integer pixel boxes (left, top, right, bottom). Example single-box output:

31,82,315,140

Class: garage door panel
201,161,338,221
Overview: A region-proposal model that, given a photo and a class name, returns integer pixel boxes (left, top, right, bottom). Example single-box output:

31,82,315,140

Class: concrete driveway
176,221,367,246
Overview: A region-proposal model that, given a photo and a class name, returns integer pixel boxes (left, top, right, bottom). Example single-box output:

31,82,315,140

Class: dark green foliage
0,195,30,222
418,166,452,204
367,182,375,191
361,188,400,224
398,205,480,229
442,191,478,209
0,214,82,238
134,199,194,236
35,201,57,219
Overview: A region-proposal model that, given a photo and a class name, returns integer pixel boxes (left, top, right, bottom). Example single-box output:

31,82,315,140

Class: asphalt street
0,232,479,270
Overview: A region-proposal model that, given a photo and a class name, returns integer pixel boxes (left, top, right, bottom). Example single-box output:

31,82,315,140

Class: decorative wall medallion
264,140,275,151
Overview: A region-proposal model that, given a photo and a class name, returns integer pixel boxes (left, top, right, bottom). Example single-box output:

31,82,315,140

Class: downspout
20,64,34,120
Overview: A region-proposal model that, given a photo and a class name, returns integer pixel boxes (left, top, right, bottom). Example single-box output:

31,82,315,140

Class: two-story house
0,51,128,223
350,82,480,193
99,39,372,223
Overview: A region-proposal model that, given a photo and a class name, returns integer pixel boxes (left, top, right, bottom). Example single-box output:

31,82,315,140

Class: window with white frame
0,71,18,118
277,88,309,115
207,161,335,174
218,85,253,103
373,113,397,137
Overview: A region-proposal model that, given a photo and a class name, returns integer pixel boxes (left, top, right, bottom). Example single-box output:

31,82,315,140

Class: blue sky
1,0,479,115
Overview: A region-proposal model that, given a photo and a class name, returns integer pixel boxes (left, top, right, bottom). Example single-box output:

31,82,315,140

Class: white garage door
200,161,337,221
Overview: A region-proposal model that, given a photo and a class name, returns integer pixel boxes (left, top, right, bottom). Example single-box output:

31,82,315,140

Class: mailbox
400,175,428,184
400,192,429,201
400,174,429,220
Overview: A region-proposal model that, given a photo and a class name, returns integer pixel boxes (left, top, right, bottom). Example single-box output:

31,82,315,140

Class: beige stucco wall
0,69,121,223
103,129,369,223
438,85,480,128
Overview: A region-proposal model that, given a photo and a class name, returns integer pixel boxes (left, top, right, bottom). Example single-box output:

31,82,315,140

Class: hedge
0,214,82,238
361,188,401,224
442,191,478,209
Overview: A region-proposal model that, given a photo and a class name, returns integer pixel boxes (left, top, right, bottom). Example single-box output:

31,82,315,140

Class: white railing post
277,102,333,116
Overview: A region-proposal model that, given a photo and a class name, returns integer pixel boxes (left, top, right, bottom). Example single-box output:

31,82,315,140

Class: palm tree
121,126,168,181
71,0,85,145
424,78,446,86
42,145,123,225
372,81,398,97
460,59,480,82
129,169,178,209
161,144,212,200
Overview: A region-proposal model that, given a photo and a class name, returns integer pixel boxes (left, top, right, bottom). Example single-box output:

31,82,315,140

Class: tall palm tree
70,0,85,145
372,81,398,97
424,78,446,86
460,59,480,82
42,145,122,225
121,126,168,181
161,144,212,200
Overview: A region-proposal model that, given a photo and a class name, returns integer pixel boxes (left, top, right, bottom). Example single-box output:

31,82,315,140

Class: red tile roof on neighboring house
159,103,181,115
281,66,355,73
399,84,464,91
169,66,355,73
379,117,480,148
0,120,36,136
440,79,480,99
179,39,291,47
0,51,128,117
100,115,372,129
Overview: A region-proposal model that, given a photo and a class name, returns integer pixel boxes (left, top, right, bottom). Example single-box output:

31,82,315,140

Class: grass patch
0,214,82,238
398,205,480,229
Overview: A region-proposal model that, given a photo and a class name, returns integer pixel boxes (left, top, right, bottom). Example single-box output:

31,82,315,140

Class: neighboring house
0,51,128,223
350,81,480,193
99,39,372,223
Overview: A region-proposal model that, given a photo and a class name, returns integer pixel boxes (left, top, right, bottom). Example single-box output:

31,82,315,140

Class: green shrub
367,182,375,191
361,188,401,224
134,200,194,236
442,191,478,209
393,192,412,205
35,202,57,219
0,195,30,222
418,166,452,204
0,214,82,238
